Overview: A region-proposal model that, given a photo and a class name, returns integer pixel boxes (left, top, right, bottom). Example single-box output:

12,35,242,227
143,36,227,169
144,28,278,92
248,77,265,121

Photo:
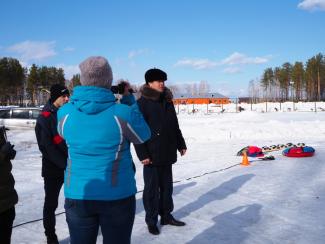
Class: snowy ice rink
9,109,325,243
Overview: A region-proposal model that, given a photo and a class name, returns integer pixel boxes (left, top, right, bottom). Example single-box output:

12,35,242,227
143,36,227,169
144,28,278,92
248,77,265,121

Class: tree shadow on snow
187,203,262,244
174,174,255,220
136,181,197,214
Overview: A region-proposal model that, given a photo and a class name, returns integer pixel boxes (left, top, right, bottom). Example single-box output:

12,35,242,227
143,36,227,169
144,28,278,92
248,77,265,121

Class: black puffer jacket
134,85,186,165
0,127,18,213
35,101,68,178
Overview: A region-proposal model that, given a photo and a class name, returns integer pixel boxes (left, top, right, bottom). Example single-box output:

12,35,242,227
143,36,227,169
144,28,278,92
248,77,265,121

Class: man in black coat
0,126,17,244
135,68,187,235
35,84,69,244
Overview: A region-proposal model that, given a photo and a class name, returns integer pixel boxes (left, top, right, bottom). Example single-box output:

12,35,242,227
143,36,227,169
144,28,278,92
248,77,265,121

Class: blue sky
1,0,325,96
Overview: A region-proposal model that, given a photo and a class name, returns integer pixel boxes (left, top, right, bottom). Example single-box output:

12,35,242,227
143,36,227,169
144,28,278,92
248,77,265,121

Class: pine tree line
0,57,68,105
249,53,325,102
0,57,25,105
2,53,324,105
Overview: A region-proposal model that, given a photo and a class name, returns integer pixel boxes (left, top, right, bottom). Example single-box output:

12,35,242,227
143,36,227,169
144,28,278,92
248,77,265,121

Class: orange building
173,93,230,105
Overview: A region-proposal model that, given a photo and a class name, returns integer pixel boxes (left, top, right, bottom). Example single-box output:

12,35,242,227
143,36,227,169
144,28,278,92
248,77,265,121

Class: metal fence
175,99,325,114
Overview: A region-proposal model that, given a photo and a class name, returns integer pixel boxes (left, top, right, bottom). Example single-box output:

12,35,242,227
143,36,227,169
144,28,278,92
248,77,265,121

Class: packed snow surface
9,110,325,243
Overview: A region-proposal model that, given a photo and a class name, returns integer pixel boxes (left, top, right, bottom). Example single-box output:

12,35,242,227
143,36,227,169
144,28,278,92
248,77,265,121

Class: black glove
1,142,16,160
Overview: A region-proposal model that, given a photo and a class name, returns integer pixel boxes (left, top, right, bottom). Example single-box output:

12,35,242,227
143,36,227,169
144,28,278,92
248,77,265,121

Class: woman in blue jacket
58,56,151,244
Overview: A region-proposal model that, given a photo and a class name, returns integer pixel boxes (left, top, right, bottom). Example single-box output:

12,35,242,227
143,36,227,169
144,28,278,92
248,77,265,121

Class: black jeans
143,164,174,226
0,207,15,244
65,195,135,244
43,176,64,238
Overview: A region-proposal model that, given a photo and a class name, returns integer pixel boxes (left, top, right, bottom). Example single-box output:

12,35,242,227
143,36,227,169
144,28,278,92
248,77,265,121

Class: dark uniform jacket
0,127,18,213
35,101,68,178
135,85,186,165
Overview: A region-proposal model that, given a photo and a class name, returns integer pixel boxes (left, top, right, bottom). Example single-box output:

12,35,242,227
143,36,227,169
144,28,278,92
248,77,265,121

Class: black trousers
43,176,64,238
0,207,15,244
143,164,174,226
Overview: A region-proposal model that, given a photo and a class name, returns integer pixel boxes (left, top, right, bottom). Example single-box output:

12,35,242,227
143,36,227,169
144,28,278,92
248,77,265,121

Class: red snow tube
282,146,315,157
237,146,264,157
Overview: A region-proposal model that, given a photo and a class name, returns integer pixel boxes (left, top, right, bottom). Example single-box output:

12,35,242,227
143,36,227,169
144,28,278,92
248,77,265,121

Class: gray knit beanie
79,56,113,89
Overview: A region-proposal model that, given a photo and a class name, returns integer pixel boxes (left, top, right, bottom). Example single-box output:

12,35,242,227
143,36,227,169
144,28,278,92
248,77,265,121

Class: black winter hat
50,84,70,103
145,68,167,84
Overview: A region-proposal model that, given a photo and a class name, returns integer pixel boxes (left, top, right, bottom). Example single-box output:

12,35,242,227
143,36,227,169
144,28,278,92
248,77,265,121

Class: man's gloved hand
1,142,16,160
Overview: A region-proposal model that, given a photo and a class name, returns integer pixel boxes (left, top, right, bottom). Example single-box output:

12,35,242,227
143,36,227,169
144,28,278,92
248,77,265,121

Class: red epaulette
42,111,51,118
53,134,63,145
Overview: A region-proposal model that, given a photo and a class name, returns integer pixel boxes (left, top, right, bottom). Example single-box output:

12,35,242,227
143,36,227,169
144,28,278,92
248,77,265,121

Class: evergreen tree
27,64,40,105
291,62,305,101
261,68,274,101
255,53,324,102
68,74,81,91
57,68,65,85
0,57,25,104
273,67,281,101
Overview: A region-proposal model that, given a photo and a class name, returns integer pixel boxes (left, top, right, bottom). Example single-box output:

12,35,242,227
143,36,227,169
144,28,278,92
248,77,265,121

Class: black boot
161,215,186,226
148,225,160,235
46,234,59,244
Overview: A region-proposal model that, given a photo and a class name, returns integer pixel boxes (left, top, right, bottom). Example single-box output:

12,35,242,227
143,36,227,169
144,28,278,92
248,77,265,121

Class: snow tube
282,146,315,157
237,146,264,157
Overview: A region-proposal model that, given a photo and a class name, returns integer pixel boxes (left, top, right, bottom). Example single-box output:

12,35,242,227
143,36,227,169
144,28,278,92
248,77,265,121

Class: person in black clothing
35,84,69,244
135,68,187,235
0,126,18,244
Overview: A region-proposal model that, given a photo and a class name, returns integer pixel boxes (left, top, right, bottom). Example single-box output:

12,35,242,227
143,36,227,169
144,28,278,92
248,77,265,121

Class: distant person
118,81,137,172
135,68,187,235
35,84,70,244
238,106,245,112
0,126,17,244
119,81,136,106
57,56,151,244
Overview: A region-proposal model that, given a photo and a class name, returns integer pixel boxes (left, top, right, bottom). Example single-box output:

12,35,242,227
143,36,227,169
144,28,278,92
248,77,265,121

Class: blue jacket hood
70,86,116,114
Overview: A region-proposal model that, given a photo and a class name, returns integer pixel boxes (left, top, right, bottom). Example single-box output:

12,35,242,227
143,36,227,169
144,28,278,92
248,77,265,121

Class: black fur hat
145,68,167,84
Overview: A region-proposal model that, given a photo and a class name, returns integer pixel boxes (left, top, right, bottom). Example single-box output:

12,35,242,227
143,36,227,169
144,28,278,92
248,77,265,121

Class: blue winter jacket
57,86,151,200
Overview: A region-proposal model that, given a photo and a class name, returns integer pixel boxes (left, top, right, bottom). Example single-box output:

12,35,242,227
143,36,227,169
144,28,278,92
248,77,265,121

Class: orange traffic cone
241,151,250,166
